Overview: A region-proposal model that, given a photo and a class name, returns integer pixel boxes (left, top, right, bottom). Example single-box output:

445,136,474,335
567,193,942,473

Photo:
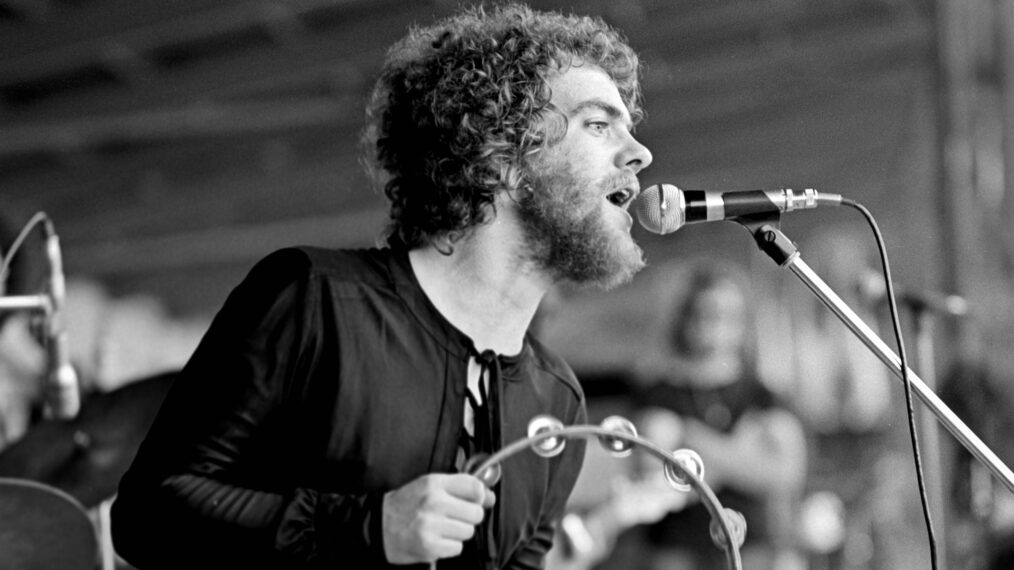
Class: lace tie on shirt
469,348,501,570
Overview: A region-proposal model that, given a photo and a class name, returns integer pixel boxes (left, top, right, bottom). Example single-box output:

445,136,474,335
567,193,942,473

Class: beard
516,165,645,290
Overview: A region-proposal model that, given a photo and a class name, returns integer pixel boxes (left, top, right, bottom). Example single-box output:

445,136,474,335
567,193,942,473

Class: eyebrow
570,99,633,131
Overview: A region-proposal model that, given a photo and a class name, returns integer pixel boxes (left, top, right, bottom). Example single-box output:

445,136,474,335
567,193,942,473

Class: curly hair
360,2,644,249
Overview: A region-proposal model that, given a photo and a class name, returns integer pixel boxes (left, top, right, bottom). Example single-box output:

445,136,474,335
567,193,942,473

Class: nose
618,133,653,174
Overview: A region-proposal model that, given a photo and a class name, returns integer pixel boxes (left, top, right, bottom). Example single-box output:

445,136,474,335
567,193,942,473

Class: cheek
569,140,607,170
552,130,607,166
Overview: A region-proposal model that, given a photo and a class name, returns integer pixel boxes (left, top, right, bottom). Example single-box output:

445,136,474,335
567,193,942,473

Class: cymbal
0,477,99,569
0,370,176,509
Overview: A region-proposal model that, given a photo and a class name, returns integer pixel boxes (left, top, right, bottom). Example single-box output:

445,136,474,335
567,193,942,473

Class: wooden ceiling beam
1,0,370,62
0,5,434,119
0,95,361,157
60,206,387,276
4,1,925,117
0,10,929,159
0,0,51,21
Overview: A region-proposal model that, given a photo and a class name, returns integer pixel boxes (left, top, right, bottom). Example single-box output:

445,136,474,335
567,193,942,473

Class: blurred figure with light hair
622,259,809,570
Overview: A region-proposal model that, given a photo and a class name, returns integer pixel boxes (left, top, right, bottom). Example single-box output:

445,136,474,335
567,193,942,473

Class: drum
0,370,176,509
0,477,99,569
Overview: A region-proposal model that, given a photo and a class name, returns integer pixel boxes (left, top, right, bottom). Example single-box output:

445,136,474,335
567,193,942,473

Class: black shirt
111,246,587,569
634,376,777,549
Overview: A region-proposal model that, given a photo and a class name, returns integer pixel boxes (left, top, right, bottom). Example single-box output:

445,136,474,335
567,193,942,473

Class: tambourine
465,414,746,570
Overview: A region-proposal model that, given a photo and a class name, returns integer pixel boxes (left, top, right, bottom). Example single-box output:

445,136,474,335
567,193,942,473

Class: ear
503,182,534,206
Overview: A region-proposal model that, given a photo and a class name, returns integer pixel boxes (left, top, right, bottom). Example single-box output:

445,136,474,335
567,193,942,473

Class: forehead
547,65,631,126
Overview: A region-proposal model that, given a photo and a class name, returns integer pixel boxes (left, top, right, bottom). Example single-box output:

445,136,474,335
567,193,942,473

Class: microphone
635,183,843,234
43,220,80,420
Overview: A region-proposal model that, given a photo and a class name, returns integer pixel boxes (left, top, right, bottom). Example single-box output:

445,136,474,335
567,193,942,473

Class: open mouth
607,187,636,208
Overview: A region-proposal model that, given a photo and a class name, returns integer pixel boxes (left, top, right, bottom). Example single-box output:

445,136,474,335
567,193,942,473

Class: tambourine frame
468,424,744,570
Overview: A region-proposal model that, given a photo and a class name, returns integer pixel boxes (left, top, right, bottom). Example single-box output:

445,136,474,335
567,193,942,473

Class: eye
587,121,609,134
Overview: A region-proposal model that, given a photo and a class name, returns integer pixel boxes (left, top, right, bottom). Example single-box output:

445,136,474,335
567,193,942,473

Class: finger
442,498,485,526
479,487,496,509
443,474,490,505
434,517,478,543
442,475,496,524
428,536,466,561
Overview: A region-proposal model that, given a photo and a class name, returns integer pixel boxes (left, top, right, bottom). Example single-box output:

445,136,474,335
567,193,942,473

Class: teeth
608,190,630,206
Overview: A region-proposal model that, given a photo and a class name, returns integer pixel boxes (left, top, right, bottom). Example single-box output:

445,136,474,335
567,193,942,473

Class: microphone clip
741,220,800,267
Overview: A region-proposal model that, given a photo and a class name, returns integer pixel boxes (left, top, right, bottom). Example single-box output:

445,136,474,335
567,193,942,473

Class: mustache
604,173,640,194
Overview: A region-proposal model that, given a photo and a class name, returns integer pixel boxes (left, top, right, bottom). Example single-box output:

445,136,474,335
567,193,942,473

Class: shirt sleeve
110,248,388,569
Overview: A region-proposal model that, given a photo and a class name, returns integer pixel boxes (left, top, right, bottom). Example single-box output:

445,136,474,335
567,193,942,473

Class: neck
680,351,743,387
409,234,549,356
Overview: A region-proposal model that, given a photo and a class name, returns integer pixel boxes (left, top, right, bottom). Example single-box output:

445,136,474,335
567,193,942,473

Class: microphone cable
841,197,938,570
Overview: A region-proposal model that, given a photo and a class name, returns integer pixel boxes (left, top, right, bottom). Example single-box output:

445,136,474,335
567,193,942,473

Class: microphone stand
737,217,1014,496
0,294,52,314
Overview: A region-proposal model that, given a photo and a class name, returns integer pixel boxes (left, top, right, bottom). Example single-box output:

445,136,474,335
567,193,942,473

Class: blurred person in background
0,231,205,453
786,225,894,435
0,213,48,451
532,286,688,570
939,360,1014,570
111,3,654,569
0,303,47,451
619,260,809,570
544,459,689,570
784,225,919,570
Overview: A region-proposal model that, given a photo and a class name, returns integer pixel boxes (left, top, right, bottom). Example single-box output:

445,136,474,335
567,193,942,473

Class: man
110,3,653,568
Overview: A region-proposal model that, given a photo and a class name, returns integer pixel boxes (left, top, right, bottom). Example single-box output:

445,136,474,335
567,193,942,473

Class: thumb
479,484,496,509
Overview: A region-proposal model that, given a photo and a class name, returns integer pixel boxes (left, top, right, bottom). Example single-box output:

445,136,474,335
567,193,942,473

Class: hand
634,408,685,478
382,473,496,564
607,475,687,528
637,407,684,451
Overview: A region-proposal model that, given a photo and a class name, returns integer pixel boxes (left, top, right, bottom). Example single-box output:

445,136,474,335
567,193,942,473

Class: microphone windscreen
634,184,684,235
